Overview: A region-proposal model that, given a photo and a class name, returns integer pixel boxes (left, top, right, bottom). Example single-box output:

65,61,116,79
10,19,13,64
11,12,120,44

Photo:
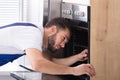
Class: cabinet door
91,0,120,80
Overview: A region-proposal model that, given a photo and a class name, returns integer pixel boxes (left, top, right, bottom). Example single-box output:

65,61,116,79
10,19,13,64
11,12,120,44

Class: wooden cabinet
91,0,120,80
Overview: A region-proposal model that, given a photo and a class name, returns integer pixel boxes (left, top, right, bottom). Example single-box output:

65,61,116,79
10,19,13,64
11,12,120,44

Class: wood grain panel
91,0,120,80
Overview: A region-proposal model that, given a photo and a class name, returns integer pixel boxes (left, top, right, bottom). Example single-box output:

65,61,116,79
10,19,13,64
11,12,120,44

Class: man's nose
60,42,65,48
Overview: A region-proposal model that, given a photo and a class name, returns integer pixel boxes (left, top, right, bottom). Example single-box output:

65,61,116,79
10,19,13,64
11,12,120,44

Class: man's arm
25,48,95,76
52,49,88,66
26,48,73,75
52,54,80,66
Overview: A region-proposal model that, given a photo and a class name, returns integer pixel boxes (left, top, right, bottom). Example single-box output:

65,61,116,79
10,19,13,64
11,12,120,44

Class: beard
47,33,58,53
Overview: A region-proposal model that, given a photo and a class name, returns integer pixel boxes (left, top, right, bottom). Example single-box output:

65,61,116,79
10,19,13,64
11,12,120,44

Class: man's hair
44,17,70,31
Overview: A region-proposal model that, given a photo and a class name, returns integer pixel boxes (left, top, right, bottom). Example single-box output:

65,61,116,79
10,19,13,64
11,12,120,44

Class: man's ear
50,25,57,34
47,25,57,37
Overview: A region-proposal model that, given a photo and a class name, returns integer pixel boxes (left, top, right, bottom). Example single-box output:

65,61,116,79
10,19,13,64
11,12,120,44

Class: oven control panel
61,2,90,22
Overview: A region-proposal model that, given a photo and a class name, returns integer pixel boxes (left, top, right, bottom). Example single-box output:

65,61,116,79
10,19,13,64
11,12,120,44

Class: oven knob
74,11,85,17
78,12,85,17
62,10,66,14
66,10,72,15
62,10,72,15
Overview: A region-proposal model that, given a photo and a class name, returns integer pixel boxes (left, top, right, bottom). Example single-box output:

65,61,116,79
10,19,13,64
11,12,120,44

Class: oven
60,2,90,80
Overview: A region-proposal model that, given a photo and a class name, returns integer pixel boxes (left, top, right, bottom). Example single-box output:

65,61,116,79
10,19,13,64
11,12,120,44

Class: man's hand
77,49,88,61
72,64,96,77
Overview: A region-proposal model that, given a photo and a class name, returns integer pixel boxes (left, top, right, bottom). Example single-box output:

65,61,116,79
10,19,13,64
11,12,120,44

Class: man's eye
63,37,65,40
61,37,65,41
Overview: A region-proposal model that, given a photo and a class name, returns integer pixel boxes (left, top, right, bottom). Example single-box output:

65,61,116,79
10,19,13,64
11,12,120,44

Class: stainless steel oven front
60,2,90,80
